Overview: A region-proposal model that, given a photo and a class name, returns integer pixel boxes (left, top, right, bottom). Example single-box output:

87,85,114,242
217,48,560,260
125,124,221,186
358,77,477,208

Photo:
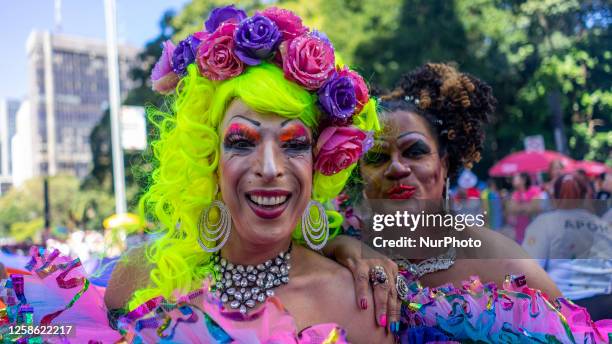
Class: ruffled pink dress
399,272,612,343
1,247,611,343
0,247,347,343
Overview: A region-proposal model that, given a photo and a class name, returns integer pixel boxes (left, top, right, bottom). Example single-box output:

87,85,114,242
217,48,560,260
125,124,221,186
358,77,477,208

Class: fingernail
379,314,387,327
360,298,367,310
392,321,400,333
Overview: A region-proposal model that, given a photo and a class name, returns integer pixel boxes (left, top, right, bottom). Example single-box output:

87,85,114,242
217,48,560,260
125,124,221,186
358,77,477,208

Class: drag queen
334,62,611,342
1,5,391,343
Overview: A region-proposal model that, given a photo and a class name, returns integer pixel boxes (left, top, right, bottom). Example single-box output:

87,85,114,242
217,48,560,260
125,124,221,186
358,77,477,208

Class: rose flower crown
150,5,374,176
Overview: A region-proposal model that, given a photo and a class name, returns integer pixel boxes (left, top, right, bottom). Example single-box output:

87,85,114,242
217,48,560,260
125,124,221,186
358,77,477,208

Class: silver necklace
395,247,456,280
212,243,292,314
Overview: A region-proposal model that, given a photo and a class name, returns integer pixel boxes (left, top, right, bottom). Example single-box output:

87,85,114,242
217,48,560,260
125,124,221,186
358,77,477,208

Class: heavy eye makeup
279,124,311,153
399,138,432,159
363,140,390,166
223,123,260,151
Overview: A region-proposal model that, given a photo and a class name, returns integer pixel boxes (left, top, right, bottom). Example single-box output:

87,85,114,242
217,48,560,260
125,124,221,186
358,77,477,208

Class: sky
0,0,191,100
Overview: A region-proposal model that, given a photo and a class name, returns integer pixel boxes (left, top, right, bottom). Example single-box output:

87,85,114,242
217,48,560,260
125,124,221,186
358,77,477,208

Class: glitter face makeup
218,99,313,251
279,123,311,153
223,122,261,151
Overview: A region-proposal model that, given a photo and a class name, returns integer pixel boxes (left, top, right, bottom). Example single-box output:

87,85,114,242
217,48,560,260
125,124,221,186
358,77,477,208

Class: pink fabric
4,248,611,343
118,280,349,343
489,150,575,176
402,275,612,343
510,185,541,243
1,248,123,343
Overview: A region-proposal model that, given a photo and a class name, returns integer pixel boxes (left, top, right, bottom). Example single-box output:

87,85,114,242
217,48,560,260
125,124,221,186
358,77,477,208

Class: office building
24,31,139,178
0,99,21,193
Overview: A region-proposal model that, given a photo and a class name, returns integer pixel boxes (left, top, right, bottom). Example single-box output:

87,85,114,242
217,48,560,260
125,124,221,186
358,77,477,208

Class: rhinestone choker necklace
395,247,456,280
212,242,292,314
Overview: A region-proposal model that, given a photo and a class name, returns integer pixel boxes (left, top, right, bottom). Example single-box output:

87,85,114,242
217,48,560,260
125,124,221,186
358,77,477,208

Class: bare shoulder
464,228,562,298
466,226,531,258
298,249,391,344
104,245,153,310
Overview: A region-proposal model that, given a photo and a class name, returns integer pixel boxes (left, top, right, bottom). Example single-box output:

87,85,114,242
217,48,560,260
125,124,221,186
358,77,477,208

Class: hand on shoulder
294,247,393,343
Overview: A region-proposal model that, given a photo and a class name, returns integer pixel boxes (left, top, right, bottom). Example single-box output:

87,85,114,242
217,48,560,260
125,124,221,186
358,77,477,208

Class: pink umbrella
489,150,575,177
566,160,611,177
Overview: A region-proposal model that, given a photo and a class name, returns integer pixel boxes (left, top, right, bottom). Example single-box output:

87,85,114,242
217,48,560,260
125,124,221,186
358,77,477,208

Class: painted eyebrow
231,114,261,126
397,131,425,140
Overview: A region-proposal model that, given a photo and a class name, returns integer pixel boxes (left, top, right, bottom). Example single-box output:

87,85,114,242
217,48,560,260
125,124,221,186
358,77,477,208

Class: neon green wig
129,62,379,309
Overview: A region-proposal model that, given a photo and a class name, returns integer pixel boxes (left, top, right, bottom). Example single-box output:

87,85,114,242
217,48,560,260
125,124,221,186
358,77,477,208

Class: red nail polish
379,314,387,327
360,298,368,310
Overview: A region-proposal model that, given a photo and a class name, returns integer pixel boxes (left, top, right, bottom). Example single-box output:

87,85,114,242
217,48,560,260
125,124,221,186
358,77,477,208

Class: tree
0,176,113,240
351,0,611,174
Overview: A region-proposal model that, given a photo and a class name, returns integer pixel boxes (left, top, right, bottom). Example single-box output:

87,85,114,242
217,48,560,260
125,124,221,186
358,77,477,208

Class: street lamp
103,0,127,215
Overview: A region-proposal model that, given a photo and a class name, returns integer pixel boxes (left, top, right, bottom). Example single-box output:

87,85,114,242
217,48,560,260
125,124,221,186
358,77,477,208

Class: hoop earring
301,200,329,251
444,177,450,211
197,200,231,253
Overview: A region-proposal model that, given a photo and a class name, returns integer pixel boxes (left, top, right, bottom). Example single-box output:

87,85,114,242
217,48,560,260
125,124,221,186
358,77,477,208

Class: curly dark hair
380,62,496,177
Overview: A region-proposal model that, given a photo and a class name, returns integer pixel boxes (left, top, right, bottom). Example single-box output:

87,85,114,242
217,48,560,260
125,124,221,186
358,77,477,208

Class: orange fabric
6,267,31,276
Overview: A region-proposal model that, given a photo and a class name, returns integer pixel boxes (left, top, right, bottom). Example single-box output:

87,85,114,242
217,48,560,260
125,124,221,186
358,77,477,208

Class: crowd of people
1,4,610,343
455,167,611,242
448,166,612,321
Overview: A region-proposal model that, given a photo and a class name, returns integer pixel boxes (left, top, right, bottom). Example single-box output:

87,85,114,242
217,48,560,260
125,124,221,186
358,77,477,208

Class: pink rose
196,23,244,81
193,31,210,41
338,67,370,114
260,7,308,41
314,126,366,175
279,33,335,90
151,40,180,94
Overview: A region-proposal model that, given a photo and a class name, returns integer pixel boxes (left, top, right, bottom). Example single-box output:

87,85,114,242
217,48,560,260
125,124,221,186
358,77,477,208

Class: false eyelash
223,133,256,150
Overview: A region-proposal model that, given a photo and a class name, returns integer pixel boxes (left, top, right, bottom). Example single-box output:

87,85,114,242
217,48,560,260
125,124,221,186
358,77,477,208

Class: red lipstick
245,190,291,219
386,184,417,199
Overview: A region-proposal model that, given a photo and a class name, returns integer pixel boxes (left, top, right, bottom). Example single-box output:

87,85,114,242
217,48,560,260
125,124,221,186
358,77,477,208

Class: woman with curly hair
334,63,611,342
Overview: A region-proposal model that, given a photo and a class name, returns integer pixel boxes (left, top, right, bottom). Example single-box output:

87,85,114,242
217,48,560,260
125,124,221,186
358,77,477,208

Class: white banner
120,105,147,151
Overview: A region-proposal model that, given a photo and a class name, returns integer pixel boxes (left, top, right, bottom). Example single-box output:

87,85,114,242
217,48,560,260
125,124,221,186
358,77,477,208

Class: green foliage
10,218,44,243
0,176,113,239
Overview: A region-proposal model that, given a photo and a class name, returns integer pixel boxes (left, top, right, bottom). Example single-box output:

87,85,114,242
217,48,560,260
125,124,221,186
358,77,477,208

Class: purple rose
234,14,282,66
317,73,357,120
205,5,247,33
151,40,179,94
172,34,202,76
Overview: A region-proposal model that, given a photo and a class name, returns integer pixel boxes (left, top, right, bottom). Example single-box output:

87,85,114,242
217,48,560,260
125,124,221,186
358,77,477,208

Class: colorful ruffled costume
398,271,612,343
2,247,611,343
1,247,347,343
